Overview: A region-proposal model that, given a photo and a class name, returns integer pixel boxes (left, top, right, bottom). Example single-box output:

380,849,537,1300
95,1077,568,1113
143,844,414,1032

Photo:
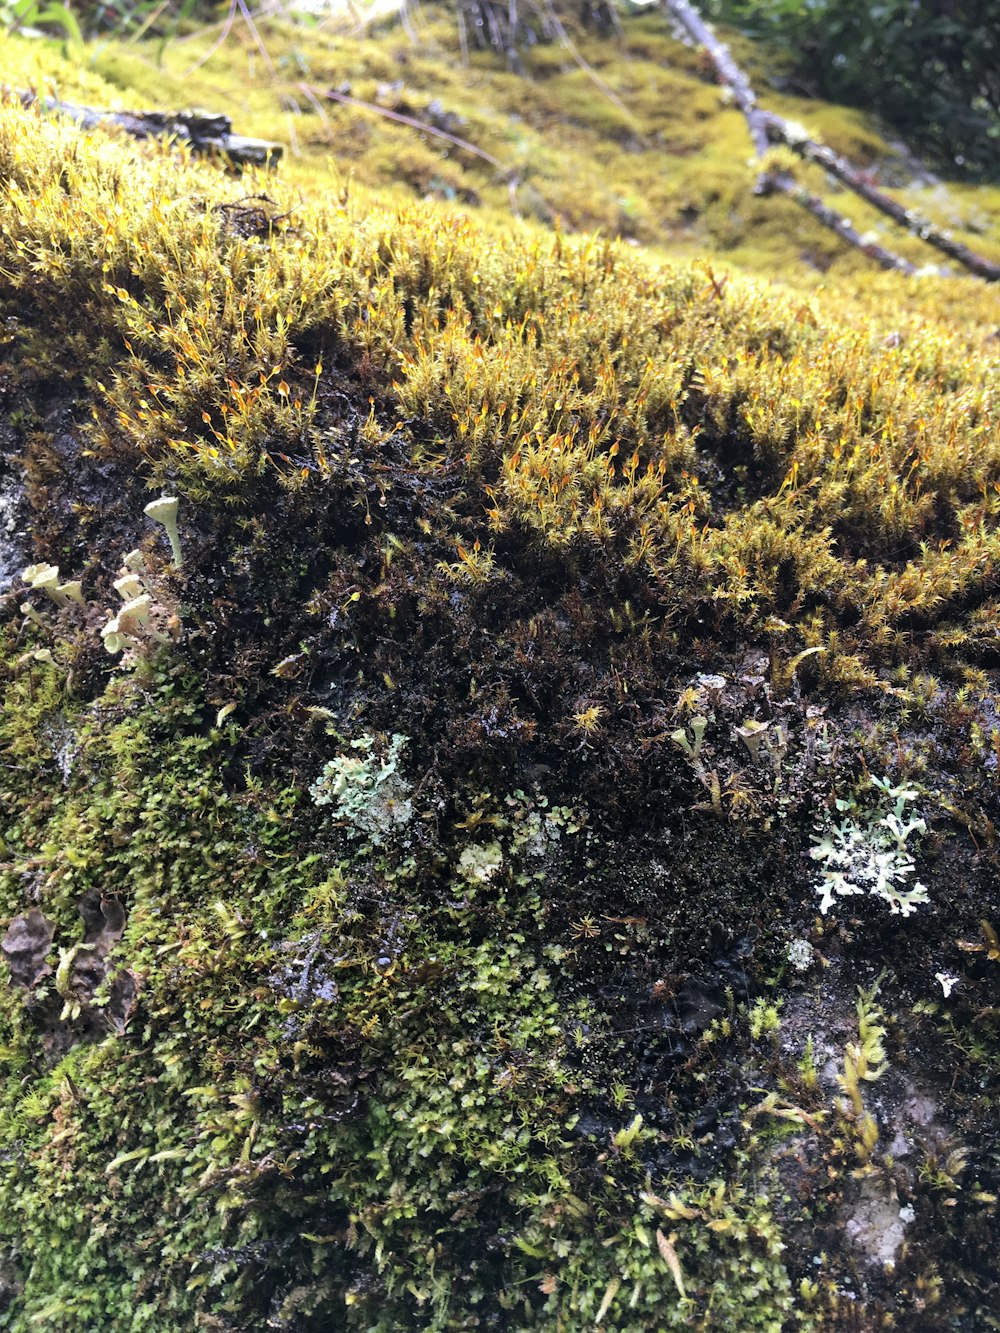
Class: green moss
0,657,804,1329
9,0,996,276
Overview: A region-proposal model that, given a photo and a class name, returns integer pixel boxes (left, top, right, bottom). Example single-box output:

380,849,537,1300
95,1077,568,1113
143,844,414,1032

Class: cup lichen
143,496,182,567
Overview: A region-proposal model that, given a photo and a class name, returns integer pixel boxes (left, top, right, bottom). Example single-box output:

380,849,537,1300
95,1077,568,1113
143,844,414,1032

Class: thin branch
297,80,337,142
661,0,998,280
311,83,538,220
183,0,239,75
758,110,1000,282
314,84,512,174
235,0,277,76
399,0,420,45
538,0,639,130
757,171,915,276
16,93,281,167
285,110,301,158
174,0,282,44
126,0,172,45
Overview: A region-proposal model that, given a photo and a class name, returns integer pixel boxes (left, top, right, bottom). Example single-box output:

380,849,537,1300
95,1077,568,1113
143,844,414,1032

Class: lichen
810,776,929,916
309,733,413,845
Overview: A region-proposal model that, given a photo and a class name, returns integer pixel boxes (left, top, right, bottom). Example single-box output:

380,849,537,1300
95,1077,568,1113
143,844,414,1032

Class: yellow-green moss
5,3,998,276
1,84,997,683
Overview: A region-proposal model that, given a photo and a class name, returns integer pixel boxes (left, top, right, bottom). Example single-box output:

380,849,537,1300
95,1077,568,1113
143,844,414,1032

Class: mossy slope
4,3,999,279
0,15,999,1333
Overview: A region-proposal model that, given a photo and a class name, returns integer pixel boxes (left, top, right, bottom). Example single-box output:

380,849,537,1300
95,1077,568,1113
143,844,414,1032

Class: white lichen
810,776,929,916
113,573,145,602
786,938,813,972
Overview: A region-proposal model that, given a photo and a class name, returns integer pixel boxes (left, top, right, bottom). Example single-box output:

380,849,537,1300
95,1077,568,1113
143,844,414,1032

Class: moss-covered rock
1,11,999,1330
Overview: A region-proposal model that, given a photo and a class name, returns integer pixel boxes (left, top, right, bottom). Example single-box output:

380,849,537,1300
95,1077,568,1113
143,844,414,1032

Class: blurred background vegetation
5,0,999,183
702,0,1000,178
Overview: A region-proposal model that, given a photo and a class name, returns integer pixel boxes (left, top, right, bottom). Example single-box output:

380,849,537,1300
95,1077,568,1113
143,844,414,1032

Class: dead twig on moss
539,0,638,130
756,110,1000,282
315,85,511,174
307,82,530,217
756,171,916,276
15,92,281,167
662,0,998,281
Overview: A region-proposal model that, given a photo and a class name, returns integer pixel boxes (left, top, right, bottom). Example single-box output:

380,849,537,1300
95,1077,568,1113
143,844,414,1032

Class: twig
173,0,282,44
183,0,239,75
297,81,336,142
126,0,172,45
285,113,301,157
661,0,995,278
757,171,915,276
235,0,277,76
313,84,511,173
538,0,639,129
311,82,534,219
758,111,1000,282
399,0,420,44
17,93,282,167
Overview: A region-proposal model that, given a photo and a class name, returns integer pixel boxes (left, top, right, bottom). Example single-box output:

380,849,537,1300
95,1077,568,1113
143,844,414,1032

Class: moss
8,0,997,275
0,660,803,1329
1,9,1000,1331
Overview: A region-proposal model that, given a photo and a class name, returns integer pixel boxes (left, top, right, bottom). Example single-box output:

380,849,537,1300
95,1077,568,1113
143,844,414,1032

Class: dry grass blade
656,1228,686,1298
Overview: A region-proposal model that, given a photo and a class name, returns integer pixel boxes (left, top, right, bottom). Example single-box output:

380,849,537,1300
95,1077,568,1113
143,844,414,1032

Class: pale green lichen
309,733,413,844
810,776,929,915
458,840,504,882
143,496,182,567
